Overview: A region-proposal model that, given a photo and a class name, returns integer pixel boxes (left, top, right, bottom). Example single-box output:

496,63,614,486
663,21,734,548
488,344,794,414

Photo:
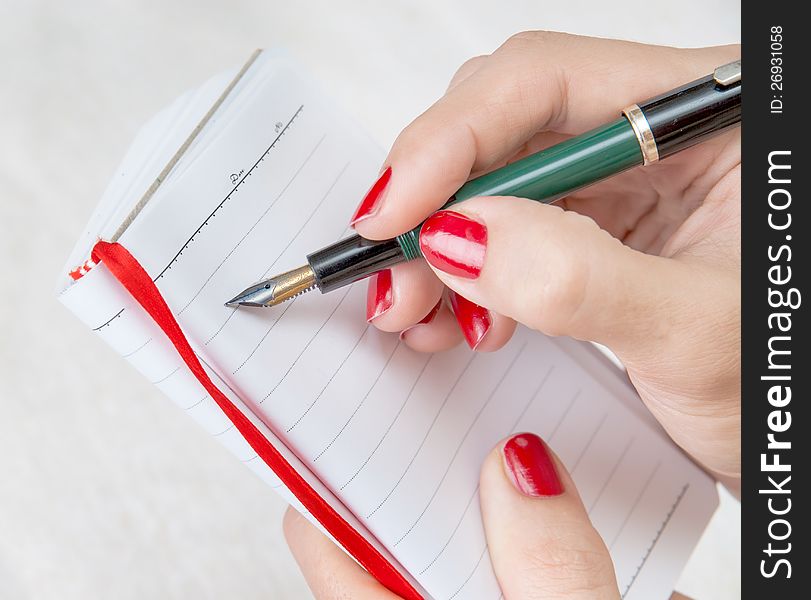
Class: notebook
58,50,718,600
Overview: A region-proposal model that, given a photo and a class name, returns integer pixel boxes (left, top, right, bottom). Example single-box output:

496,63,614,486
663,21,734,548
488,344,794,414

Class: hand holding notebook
59,48,732,599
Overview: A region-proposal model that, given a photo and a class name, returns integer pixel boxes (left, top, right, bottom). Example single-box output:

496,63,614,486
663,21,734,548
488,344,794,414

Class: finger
446,54,489,91
399,300,463,353
366,260,444,333
447,290,516,351
480,433,619,599
417,200,698,362
283,508,402,599
350,33,739,238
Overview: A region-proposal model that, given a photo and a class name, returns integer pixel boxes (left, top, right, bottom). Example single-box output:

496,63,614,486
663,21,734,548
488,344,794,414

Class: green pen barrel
395,117,643,260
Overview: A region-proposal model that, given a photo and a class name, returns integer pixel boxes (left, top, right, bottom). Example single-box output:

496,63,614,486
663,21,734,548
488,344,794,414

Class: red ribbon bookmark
92,240,422,600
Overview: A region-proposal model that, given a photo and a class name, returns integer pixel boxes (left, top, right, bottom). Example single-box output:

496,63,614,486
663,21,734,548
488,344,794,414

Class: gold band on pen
622,104,659,166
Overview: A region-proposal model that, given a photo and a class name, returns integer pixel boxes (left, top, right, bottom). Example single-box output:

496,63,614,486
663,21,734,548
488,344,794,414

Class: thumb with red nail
480,433,619,599
283,433,624,600
284,431,694,599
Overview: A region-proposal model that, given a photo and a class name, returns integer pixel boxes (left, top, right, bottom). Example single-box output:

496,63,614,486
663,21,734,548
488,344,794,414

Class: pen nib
225,264,316,308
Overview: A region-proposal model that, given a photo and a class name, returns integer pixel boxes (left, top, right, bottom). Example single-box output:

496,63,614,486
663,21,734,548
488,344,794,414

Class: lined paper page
60,53,717,600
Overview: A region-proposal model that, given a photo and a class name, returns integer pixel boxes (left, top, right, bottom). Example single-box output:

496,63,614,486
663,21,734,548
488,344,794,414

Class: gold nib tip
225,264,316,308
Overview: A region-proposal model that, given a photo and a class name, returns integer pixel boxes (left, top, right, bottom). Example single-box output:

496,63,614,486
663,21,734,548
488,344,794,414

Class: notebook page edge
56,51,266,295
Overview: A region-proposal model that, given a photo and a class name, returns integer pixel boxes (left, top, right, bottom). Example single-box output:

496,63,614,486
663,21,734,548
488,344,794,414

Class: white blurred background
1,1,740,598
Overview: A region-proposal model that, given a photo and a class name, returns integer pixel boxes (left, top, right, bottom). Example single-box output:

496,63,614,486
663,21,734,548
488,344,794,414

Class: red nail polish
418,300,442,324
419,210,487,279
448,291,491,349
367,269,393,322
350,166,392,226
502,433,563,497
399,300,442,340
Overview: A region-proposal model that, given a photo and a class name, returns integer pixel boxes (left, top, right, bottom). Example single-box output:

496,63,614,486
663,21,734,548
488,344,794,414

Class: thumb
480,433,619,600
418,198,696,362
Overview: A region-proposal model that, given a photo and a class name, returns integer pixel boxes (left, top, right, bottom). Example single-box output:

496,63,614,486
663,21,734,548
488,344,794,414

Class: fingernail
419,210,487,279
350,166,392,226
367,269,393,322
399,300,442,340
502,433,563,497
448,291,491,349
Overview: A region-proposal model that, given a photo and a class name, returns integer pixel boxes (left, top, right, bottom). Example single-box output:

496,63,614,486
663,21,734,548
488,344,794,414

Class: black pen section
639,73,741,158
307,234,405,293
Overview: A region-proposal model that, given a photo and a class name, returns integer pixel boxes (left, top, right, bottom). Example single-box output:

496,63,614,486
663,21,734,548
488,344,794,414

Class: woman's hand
285,433,691,599
353,33,741,488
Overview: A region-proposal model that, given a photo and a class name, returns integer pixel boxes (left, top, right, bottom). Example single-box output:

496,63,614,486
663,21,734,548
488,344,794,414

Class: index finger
351,32,740,239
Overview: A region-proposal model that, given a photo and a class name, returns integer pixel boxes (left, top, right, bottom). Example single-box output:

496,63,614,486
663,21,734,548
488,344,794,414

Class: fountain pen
227,60,741,308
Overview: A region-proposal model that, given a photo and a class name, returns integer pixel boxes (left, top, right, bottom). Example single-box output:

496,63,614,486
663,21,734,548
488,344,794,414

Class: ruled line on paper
547,389,580,441
589,437,635,514
313,341,403,462
570,412,609,473
259,162,352,279
212,424,235,437
121,337,152,358
610,460,663,549
366,354,479,519
510,365,555,434
259,287,354,398
256,160,351,282
447,545,490,600
620,484,690,598
339,353,434,491
205,311,237,345
232,299,298,374
418,485,480,574
183,394,209,411
393,344,528,546
287,324,372,432
407,363,554,573
152,365,181,385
